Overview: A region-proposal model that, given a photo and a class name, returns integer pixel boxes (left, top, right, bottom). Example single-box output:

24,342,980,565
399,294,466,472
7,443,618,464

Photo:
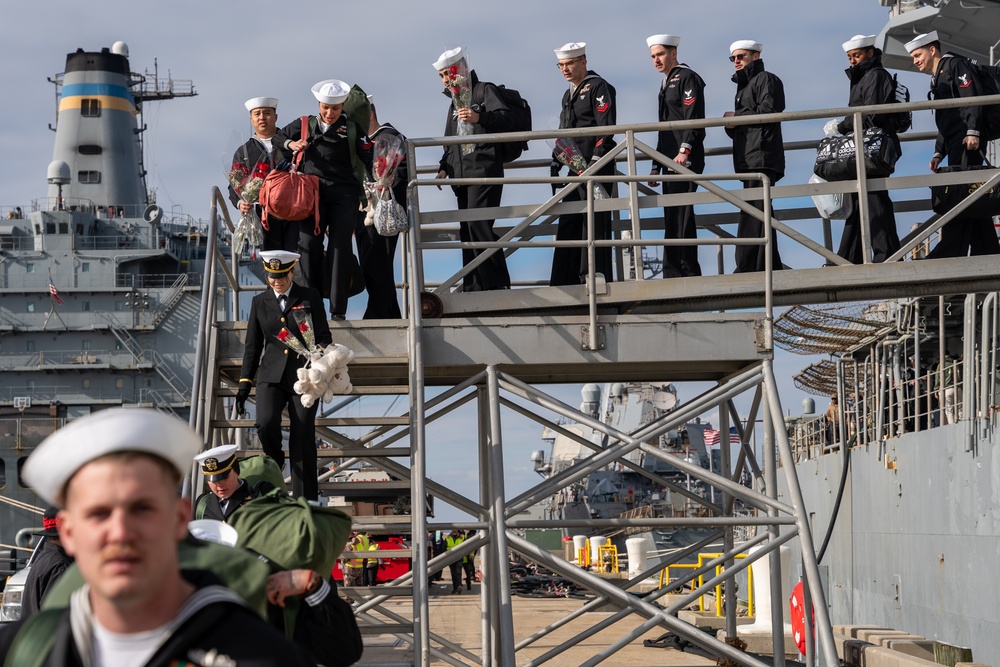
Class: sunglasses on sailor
729,52,750,62
557,57,585,70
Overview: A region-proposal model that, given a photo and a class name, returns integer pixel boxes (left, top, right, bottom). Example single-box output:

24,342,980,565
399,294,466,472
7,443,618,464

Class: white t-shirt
92,618,169,667
256,136,274,155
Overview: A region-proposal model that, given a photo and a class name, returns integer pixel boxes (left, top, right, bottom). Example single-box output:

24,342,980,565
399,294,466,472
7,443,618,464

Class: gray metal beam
507,533,772,667
440,255,1000,317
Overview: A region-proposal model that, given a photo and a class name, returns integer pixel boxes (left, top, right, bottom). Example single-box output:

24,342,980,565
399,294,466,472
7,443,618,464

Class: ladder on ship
101,311,191,403
188,91,1000,667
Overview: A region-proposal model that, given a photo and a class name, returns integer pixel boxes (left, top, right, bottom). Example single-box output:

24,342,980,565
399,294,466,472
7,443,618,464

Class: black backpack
890,74,912,134
475,82,532,163
966,58,1000,141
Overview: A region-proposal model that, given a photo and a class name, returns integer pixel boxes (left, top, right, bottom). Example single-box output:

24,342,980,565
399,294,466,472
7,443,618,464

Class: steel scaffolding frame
188,95,1000,666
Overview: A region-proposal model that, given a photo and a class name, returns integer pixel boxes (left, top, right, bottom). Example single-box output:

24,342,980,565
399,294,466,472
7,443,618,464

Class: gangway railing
787,291,1000,459
405,93,1000,307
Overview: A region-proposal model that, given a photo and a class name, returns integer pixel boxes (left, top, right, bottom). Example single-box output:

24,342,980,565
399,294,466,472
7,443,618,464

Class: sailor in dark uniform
647,34,706,278
19,506,74,618
193,445,275,522
277,80,374,318
907,30,1000,258
355,98,404,319
725,39,786,273
237,250,332,500
229,96,296,252
434,47,513,291
830,35,902,264
550,42,617,286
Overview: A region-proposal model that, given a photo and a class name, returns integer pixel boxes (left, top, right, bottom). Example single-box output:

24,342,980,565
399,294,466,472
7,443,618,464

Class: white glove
823,119,840,138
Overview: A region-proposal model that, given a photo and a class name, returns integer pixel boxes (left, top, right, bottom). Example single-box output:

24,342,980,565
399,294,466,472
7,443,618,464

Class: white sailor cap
646,35,680,49
433,47,466,71
22,408,201,506
904,31,939,52
311,79,350,105
259,250,300,275
555,42,587,60
189,519,240,547
194,444,239,482
730,39,762,53
842,35,876,52
245,97,278,112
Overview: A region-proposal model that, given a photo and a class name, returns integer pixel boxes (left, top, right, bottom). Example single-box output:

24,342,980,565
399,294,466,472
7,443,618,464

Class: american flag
703,426,741,447
48,276,64,305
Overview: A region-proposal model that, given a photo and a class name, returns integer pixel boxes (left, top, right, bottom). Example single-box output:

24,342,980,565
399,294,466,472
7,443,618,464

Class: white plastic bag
809,174,849,220
373,193,409,236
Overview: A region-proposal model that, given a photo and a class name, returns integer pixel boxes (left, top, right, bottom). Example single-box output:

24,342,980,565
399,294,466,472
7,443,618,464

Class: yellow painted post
597,544,619,573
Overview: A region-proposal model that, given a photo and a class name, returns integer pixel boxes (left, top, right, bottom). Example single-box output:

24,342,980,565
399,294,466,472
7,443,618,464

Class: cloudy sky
1,1,938,520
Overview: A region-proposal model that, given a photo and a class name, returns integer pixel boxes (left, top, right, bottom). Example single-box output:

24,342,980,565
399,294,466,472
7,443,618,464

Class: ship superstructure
0,42,206,549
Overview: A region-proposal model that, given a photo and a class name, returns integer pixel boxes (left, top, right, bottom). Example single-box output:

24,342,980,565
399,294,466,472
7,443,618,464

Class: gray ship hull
783,424,999,658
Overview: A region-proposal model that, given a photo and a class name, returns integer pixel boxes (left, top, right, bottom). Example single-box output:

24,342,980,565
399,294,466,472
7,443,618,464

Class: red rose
451,86,461,96
277,328,290,342
449,65,459,75
299,321,309,333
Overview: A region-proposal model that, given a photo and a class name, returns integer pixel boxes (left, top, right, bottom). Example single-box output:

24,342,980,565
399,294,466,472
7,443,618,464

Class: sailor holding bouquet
237,250,332,500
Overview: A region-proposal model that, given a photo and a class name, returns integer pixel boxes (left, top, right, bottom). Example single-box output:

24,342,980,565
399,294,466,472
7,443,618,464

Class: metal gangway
187,92,1000,667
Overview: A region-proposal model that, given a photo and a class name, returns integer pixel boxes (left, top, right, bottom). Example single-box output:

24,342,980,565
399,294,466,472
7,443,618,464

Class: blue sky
0,1,941,519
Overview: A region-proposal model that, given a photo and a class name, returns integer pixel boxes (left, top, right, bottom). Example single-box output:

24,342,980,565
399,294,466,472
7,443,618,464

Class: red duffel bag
259,115,321,235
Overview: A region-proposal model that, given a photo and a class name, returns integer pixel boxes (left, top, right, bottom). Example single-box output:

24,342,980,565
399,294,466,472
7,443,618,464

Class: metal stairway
101,312,190,402
188,92,1000,666
149,272,189,328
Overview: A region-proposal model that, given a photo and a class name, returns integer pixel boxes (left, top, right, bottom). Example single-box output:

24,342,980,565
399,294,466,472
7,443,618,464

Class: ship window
58,222,69,234
82,301,90,311
17,457,28,488
26,263,35,273
78,144,102,155
81,262,90,273
78,171,101,184
45,222,56,234
81,99,101,117
26,304,35,314
0,458,5,490
115,378,124,389
82,379,91,389
82,340,91,351
26,341,34,351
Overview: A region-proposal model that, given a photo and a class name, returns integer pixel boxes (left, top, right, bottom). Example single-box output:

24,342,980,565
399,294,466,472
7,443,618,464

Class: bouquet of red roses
444,59,475,155
274,325,311,359
290,308,317,351
550,137,607,199
228,159,270,255
372,133,405,197
363,133,409,236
